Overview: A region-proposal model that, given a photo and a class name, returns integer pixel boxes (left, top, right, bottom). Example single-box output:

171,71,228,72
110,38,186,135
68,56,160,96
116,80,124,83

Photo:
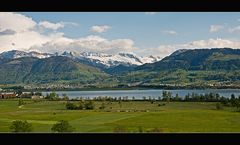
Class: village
0,91,44,100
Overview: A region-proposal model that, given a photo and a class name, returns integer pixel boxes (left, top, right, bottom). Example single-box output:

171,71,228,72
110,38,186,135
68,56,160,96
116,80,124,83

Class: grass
0,99,240,132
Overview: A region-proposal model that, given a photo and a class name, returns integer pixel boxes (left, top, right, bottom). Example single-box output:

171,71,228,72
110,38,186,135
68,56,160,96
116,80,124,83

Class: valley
0,48,239,90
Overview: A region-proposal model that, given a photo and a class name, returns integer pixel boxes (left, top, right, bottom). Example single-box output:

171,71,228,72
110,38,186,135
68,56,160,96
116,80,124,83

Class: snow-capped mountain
61,51,161,68
0,50,161,68
0,50,53,59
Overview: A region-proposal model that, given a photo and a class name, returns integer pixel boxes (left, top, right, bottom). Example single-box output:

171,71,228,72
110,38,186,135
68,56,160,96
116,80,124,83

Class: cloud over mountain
1,12,240,59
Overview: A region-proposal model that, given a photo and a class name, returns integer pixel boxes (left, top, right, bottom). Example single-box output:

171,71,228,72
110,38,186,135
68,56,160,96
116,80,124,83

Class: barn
0,93,17,99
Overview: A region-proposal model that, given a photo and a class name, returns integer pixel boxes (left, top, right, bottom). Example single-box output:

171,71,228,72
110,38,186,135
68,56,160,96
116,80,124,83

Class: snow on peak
73,52,161,67
0,50,52,59
0,50,162,67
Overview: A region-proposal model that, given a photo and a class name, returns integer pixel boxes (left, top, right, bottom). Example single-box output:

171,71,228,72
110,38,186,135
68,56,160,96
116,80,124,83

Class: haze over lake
41,89,240,99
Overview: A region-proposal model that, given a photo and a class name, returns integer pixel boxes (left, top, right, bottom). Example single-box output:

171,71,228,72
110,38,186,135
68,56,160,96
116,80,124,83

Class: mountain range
0,48,239,88
0,50,161,68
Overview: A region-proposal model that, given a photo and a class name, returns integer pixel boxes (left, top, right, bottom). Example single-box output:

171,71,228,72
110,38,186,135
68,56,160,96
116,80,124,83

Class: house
0,93,17,99
31,95,43,99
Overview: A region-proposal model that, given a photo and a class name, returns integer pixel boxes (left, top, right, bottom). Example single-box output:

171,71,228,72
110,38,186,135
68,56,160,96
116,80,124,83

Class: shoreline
1,87,240,92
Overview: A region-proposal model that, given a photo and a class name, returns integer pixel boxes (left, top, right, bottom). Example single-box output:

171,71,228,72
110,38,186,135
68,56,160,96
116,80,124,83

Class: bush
78,101,84,110
45,92,60,100
216,102,223,110
158,103,166,107
99,103,106,110
18,99,25,106
66,102,79,110
85,101,94,110
51,120,74,132
10,120,32,132
62,93,69,101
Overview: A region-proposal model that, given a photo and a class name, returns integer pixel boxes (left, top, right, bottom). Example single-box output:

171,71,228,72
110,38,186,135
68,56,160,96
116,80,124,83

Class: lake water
41,89,240,99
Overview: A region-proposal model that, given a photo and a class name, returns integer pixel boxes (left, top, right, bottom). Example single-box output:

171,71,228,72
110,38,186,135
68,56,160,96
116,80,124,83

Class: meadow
0,99,240,132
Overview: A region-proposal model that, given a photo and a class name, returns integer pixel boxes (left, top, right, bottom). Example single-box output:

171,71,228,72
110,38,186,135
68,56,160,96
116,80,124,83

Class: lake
41,89,240,99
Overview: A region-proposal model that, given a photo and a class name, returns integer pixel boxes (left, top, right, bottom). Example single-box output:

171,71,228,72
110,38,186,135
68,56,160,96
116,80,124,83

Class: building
31,95,44,99
0,93,17,99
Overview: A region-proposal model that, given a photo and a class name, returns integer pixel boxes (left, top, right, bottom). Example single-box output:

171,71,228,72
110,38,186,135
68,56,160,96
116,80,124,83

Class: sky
1,12,240,58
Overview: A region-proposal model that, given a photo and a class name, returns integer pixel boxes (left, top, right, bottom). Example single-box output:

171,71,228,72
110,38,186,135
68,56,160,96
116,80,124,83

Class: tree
99,103,106,110
78,101,84,110
162,91,171,103
65,102,78,110
162,91,167,100
235,100,240,111
35,92,42,96
10,120,32,132
216,93,220,101
184,93,190,102
51,120,74,132
18,99,25,106
174,93,180,101
231,94,236,107
167,91,172,103
46,92,59,100
62,93,69,101
85,101,94,110
50,92,57,98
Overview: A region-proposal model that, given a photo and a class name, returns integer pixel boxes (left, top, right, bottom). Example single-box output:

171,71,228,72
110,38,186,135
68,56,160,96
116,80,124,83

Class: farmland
0,99,240,132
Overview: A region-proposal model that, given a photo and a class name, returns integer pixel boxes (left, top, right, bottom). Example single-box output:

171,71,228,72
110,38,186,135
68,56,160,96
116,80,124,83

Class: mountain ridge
0,48,239,87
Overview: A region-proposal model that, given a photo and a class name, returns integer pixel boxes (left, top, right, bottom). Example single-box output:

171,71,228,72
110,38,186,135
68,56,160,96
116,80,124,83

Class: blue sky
20,12,240,47
1,12,240,57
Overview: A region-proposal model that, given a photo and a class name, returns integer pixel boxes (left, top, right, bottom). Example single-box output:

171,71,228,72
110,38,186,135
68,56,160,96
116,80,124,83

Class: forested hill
0,56,108,84
136,48,240,71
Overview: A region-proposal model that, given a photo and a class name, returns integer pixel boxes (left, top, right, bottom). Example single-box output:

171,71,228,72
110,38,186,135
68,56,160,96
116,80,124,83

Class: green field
0,99,240,132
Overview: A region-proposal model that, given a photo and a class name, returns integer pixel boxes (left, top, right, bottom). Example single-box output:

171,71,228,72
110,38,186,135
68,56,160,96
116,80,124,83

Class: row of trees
65,101,94,110
160,91,240,110
161,91,240,103
10,120,74,132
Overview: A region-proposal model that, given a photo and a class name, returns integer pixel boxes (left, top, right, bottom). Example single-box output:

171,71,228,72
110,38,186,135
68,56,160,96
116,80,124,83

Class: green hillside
0,56,108,84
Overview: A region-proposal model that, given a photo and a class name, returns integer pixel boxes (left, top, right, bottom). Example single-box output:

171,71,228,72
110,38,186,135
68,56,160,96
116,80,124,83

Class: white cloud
163,30,178,35
1,12,240,60
229,25,240,33
0,13,65,52
210,25,224,33
38,21,64,30
29,35,137,54
0,12,36,33
90,25,111,33
60,22,79,27
0,13,137,54
138,38,240,58
145,12,157,15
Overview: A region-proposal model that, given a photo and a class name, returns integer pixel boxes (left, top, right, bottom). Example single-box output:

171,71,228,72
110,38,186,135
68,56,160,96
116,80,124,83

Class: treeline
65,101,94,110
160,91,240,110
160,91,240,103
